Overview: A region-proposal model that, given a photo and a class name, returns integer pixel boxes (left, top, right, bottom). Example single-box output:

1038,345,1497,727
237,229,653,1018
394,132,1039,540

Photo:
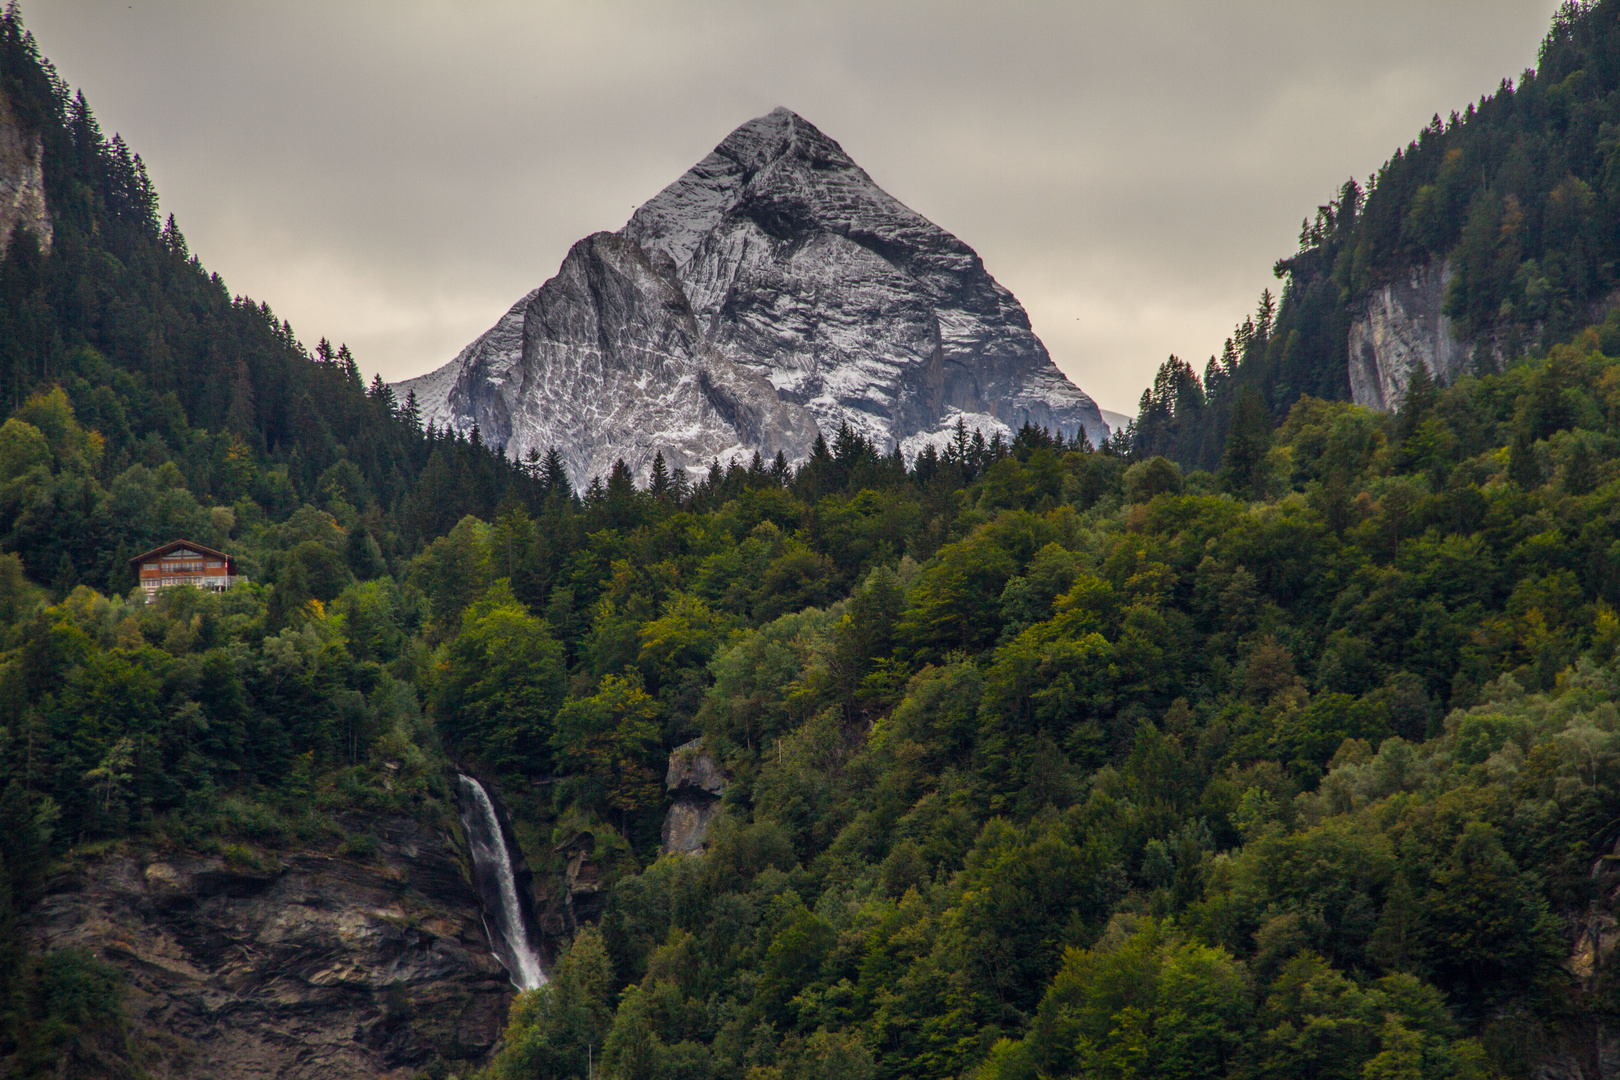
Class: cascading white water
457,774,547,990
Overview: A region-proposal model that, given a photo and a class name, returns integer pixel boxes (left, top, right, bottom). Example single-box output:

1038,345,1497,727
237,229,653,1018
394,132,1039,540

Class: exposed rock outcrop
662,739,724,855
1523,832,1620,1079
398,108,1106,483
1347,260,1470,411
26,813,511,1079
534,828,607,940
0,88,51,257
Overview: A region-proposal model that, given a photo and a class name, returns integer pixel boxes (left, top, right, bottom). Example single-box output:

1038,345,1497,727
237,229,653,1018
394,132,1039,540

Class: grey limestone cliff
1347,260,1471,411
398,108,1106,483
0,87,51,257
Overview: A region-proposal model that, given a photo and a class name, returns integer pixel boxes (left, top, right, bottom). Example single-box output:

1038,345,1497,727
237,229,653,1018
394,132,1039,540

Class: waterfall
456,774,547,990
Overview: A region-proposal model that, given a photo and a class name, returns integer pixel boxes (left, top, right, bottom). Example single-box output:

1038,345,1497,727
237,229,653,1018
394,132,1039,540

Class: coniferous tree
1395,362,1438,444
337,344,362,388
1106,424,1134,457
1220,387,1270,498
1566,438,1596,495
1509,430,1542,489
160,213,186,257
367,373,397,415
541,447,572,501
225,359,256,440
649,451,671,500
915,443,939,483
969,428,988,472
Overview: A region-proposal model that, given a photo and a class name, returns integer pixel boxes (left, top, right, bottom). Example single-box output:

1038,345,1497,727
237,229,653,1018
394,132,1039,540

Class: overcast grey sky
24,1,1562,414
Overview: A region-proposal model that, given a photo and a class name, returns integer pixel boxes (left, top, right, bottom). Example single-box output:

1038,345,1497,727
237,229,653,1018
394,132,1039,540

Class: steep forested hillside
1135,0,1620,470
7,3,1620,1079
0,11,540,596
465,312,1620,1080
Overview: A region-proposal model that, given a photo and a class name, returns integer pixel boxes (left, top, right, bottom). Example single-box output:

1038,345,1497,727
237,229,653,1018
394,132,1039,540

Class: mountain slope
1134,0,1620,469
399,109,1106,483
405,231,819,485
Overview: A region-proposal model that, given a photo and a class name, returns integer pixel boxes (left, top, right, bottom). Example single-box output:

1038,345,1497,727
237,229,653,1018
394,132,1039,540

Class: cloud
24,1,1562,412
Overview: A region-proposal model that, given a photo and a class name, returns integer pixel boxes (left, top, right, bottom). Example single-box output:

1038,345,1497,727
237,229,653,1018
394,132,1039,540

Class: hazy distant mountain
398,108,1106,484
1099,409,1133,438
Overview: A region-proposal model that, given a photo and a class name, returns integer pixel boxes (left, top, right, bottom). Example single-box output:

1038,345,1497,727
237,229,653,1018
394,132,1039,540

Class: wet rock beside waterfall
662,739,725,855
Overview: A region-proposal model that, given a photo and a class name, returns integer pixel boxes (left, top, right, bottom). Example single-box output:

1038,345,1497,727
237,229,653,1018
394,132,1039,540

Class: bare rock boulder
662,739,725,855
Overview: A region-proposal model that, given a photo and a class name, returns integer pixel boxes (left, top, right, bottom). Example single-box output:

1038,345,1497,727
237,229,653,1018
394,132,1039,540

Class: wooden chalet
130,540,243,597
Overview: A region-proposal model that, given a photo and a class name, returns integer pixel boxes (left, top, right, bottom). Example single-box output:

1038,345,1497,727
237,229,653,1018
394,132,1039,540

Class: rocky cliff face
0,87,51,257
398,108,1106,484
27,814,511,1079
623,108,1106,456
1347,260,1470,411
661,739,725,855
401,231,819,486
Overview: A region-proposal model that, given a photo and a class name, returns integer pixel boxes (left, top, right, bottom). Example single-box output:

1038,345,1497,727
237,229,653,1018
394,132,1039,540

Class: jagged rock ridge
398,108,1106,484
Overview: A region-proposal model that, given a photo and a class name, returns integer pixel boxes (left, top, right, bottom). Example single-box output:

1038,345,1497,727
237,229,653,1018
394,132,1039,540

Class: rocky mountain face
397,108,1106,484
404,233,819,487
0,87,51,257
28,814,512,1079
1347,260,1471,411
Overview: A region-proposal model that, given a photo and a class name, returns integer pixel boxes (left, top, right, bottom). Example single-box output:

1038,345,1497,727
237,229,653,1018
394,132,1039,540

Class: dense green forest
7,2,1620,1078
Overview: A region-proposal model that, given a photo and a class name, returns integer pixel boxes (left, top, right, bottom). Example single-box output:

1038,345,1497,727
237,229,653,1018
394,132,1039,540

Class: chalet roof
128,539,234,568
